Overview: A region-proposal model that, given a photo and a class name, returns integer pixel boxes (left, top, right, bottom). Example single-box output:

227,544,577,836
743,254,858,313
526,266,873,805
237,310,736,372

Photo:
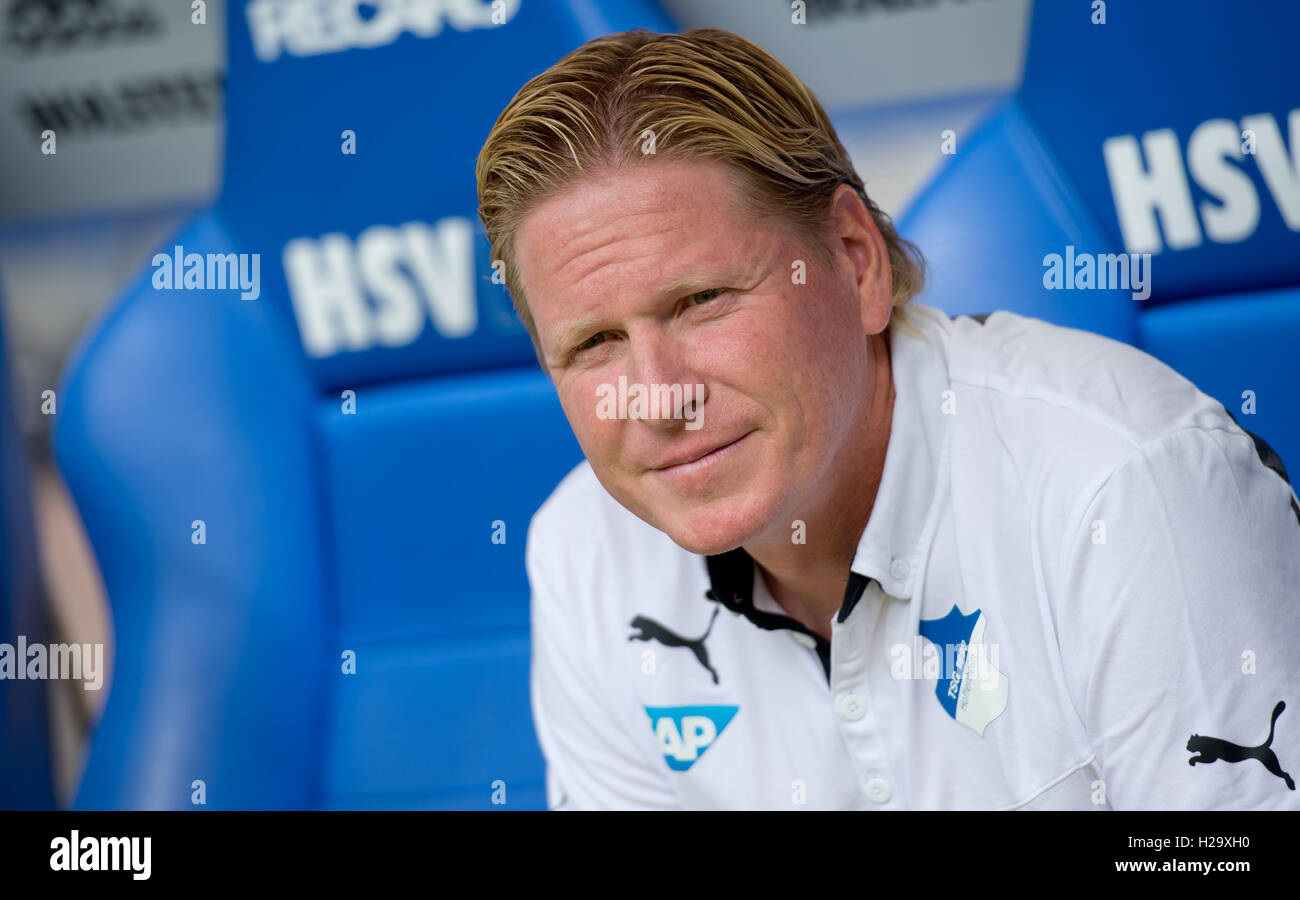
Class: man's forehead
516,160,765,326
516,158,749,282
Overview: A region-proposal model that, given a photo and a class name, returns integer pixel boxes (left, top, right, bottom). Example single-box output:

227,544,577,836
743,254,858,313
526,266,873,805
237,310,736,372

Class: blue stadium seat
56,0,675,810
0,290,56,810
900,0,1300,467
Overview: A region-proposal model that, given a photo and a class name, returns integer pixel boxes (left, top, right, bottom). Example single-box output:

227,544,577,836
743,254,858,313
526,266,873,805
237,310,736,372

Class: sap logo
283,219,477,357
1102,108,1300,254
644,705,738,772
246,0,521,63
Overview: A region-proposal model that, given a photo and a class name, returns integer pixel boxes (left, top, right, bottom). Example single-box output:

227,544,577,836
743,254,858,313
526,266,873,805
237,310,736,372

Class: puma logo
1187,700,1295,790
628,608,721,684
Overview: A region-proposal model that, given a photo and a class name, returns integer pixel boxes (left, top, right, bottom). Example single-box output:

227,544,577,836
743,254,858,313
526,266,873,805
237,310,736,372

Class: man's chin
664,530,746,557
596,469,779,555
651,498,774,557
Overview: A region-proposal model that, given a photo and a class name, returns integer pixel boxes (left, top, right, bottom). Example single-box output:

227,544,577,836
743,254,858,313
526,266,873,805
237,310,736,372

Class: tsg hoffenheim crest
918,604,1009,736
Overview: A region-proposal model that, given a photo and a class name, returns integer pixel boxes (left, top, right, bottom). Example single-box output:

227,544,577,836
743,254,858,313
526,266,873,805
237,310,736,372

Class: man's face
514,156,890,555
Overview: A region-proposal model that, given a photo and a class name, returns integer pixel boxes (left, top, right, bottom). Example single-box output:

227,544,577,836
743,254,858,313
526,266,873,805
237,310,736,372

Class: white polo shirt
526,301,1300,810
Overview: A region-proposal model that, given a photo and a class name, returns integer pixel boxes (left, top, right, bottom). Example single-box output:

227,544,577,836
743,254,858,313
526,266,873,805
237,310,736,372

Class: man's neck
745,331,895,641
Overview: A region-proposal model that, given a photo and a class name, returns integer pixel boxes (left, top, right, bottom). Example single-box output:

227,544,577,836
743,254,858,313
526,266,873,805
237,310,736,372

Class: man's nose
625,331,707,429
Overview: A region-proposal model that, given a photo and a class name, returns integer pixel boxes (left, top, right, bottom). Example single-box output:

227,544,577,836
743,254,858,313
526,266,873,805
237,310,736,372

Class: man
475,27,1300,809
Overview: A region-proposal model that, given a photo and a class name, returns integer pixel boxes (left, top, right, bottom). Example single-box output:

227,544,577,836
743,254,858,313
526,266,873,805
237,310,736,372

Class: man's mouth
649,431,753,479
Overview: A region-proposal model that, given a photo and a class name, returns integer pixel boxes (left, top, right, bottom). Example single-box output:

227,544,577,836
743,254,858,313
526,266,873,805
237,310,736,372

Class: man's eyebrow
550,313,608,357
548,268,737,355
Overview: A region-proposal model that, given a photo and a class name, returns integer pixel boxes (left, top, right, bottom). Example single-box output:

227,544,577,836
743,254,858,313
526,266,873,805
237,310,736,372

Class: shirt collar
703,302,951,608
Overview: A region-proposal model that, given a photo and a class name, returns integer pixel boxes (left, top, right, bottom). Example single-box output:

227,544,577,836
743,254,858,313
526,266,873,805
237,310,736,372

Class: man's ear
828,184,892,337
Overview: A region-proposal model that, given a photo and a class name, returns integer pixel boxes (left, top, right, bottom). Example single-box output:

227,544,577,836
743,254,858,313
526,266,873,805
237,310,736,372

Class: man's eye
575,332,608,352
687,288,725,306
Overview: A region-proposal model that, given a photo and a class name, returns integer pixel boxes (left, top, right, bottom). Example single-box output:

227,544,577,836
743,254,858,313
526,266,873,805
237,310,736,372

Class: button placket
837,692,865,721
829,578,903,808
864,777,892,804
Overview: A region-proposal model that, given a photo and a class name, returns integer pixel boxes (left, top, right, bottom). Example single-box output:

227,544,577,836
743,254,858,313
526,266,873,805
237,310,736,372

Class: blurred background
2,0,1295,809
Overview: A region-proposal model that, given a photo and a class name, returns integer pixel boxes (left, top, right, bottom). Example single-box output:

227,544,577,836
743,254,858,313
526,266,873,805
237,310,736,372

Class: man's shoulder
909,304,1253,540
530,460,626,541
525,460,713,640
530,459,605,534
527,459,686,568
940,306,1233,451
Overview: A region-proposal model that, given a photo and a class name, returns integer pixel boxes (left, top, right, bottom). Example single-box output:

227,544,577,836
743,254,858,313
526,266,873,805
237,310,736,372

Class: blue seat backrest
900,0,1300,465
59,0,674,809
223,0,675,390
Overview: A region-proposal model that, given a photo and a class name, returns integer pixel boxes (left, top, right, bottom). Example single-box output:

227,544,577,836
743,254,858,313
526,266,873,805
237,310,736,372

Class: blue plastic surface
58,0,669,810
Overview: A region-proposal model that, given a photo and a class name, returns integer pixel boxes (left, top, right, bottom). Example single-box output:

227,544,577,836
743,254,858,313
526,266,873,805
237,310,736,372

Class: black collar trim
1225,410,1300,527
838,572,871,623
703,548,875,684
704,547,824,641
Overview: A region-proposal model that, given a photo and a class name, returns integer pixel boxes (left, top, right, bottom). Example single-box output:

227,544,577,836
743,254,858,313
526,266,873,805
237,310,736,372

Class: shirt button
791,631,817,649
864,777,892,804
889,558,910,580
837,692,865,721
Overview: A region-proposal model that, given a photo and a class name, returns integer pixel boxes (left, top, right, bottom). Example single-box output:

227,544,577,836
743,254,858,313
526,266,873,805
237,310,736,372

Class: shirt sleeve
527,522,681,810
1056,425,1300,810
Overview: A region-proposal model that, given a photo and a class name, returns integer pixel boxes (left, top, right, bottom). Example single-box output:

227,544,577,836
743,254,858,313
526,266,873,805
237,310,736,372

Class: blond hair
475,26,926,352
